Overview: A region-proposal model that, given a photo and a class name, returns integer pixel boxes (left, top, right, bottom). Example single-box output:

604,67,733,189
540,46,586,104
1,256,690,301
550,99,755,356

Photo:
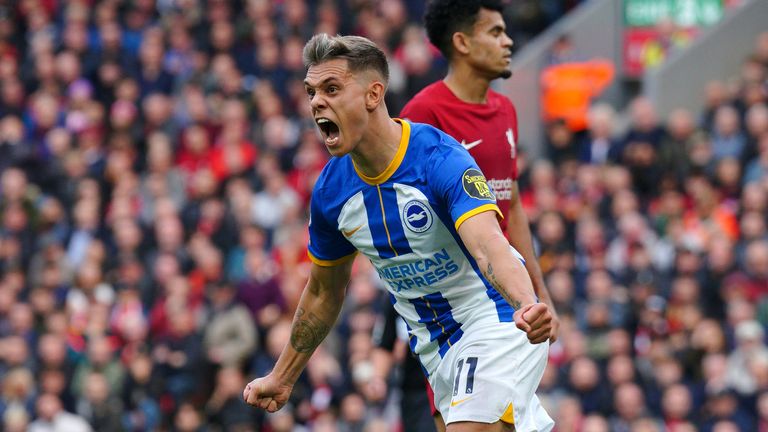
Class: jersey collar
354,118,410,185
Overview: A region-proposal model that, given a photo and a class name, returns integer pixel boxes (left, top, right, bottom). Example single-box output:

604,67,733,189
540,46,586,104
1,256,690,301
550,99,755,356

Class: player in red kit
401,0,558,336
401,78,520,233
400,1,560,429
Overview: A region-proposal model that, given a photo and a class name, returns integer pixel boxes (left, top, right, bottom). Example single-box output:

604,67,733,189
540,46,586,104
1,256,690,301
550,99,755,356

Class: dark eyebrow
303,77,340,88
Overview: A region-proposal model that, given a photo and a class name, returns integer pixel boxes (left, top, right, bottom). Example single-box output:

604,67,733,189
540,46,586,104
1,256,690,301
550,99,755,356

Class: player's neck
444,67,491,104
351,114,403,179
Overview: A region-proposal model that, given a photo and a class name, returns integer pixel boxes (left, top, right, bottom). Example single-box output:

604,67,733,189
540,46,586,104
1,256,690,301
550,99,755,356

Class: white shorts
429,322,554,431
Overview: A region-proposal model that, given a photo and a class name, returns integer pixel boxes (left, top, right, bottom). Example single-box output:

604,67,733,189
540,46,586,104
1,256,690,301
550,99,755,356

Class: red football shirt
401,81,519,234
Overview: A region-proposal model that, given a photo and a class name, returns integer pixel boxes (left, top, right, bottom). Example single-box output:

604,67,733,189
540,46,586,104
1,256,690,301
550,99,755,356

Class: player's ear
365,80,385,111
451,32,471,56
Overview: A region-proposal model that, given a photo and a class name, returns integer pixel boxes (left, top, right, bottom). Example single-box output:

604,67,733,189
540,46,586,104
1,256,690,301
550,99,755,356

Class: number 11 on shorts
453,356,478,396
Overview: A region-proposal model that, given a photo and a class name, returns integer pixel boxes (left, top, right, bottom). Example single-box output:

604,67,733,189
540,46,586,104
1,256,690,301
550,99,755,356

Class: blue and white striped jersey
308,119,517,376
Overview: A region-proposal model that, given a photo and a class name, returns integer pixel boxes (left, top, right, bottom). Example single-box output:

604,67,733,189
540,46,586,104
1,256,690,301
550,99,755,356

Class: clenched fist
513,303,553,345
242,374,293,413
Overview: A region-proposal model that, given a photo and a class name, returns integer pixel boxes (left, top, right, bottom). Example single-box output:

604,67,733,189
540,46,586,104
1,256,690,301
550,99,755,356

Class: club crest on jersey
403,200,433,233
462,168,495,200
506,128,516,159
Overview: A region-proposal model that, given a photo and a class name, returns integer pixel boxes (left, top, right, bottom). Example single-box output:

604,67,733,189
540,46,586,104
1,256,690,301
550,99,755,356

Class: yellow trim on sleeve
307,250,358,267
354,119,410,185
500,402,515,424
454,204,503,232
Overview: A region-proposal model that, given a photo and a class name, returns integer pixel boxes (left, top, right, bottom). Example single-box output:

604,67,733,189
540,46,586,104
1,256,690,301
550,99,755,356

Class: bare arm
458,210,552,344
506,182,560,341
244,260,353,411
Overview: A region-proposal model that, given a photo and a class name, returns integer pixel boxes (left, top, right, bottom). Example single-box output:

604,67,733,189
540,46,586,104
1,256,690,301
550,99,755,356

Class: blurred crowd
0,0,765,432
537,30,768,431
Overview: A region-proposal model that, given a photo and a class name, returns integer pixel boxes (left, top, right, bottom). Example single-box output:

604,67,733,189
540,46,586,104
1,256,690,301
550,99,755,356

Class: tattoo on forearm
308,280,321,296
290,308,330,353
484,262,501,290
485,263,522,310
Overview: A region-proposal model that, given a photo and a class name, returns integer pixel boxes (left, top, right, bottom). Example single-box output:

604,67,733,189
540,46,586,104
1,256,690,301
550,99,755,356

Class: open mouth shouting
316,117,340,147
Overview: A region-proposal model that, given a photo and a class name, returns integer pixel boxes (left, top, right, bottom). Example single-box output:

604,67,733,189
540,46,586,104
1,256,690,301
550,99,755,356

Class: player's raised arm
242,260,353,412
457,210,553,344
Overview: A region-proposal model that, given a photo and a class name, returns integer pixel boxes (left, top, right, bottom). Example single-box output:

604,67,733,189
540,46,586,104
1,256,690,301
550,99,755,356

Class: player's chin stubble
499,69,513,79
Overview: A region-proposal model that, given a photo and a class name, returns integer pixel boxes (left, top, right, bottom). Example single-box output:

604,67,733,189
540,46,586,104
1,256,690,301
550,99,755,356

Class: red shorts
425,377,438,415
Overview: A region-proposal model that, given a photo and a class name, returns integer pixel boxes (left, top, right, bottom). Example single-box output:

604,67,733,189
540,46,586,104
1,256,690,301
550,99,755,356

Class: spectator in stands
29,393,92,432
0,117,32,173
711,105,748,162
545,118,579,166
726,320,768,395
566,355,613,414
578,103,620,164
659,108,699,181
546,33,580,65
735,240,768,301
745,131,768,184
553,396,585,431
75,371,123,432
661,383,694,429
121,353,162,432
756,392,768,432
611,382,650,432
151,306,202,408
250,169,301,237
624,96,667,149
202,281,257,369
35,333,74,391
70,335,124,401
172,401,206,432
0,367,35,420
2,405,29,432
237,247,287,330
699,388,755,431
205,367,258,431
743,103,768,161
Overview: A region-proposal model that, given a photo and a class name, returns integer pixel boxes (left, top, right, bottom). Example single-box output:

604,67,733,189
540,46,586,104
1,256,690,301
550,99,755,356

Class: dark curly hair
424,0,506,60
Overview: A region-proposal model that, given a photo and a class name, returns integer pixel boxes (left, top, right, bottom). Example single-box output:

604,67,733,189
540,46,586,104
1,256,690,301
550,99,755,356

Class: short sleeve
429,136,503,231
307,190,357,266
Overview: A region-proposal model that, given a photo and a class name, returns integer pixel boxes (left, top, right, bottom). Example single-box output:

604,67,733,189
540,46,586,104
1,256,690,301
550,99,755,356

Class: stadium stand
0,0,765,431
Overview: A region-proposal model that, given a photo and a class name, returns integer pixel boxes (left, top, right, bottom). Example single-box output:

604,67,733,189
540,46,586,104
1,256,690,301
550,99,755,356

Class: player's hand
513,303,553,345
242,374,293,413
